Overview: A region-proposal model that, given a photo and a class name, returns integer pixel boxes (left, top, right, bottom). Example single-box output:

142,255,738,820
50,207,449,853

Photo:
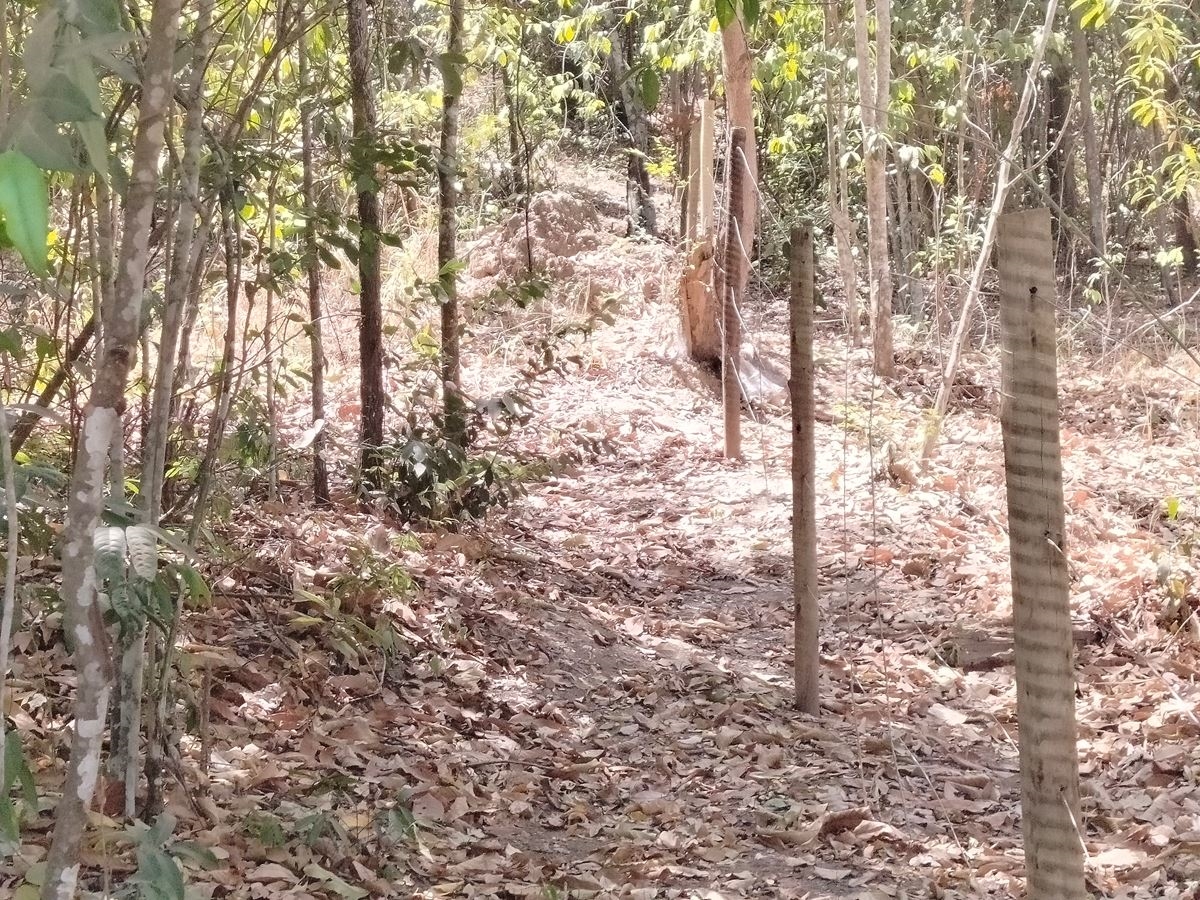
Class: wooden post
685,114,702,241
698,99,715,240
721,128,747,460
677,98,720,365
997,207,1086,900
789,226,819,714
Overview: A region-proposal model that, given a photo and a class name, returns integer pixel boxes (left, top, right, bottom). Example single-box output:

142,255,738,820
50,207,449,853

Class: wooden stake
789,226,819,714
721,128,747,460
997,207,1086,900
686,114,702,241
699,99,715,239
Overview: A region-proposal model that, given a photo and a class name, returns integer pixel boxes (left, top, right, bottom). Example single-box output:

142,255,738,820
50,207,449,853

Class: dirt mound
466,190,674,305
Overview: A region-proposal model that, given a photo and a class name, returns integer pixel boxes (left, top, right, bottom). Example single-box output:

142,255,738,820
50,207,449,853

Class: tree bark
499,64,526,198
439,0,467,446
348,0,385,476
720,17,756,262
1045,57,1075,249
1071,16,1105,270
9,317,95,456
789,226,819,715
300,0,329,506
824,0,859,346
921,0,1059,458
997,208,1086,900
188,198,243,543
852,0,894,377
41,0,184,895
610,20,656,235
721,128,748,461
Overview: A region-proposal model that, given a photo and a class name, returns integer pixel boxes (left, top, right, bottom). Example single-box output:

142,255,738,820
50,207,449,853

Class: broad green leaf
438,52,465,98
0,328,23,359
437,257,466,278
41,72,101,123
5,732,37,806
76,0,122,36
76,110,110,175
12,110,80,172
715,0,736,28
0,152,49,275
641,68,660,110
169,841,219,870
132,842,185,900
742,0,760,25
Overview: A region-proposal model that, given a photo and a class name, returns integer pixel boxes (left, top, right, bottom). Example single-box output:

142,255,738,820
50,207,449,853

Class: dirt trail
15,173,1196,900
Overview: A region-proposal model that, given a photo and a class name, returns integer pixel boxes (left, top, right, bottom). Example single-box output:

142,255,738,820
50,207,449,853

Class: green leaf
317,246,343,269
12,110,81,172
715,0,736,28
641,68,660,110
437,52,464,98
41,72,101,123
75,0,123,37
0,328,23,360
170,840,219,870
6,732,37,807
437,257,466,278
0,152,49,275
176,563,211,607
742,0,760,25
76,118,109,175
132,843,185,900
303,863,368,900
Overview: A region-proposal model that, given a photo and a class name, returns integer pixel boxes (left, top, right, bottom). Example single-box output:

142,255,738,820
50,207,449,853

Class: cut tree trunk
680,99,719,364
997,207,1086,900
789,226,819,714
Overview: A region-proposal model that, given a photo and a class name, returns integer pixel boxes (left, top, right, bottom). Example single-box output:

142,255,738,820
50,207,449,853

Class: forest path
101,174,1200,900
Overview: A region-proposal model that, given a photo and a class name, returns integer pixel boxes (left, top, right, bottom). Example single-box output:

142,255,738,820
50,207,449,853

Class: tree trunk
1071,16,1105,273
1045,58,1074,249
439,0,467,446
824,0,859,345
789,226,819,715
499,64,527,198
348,0,385,476
680,99,719,364
921,0,1059,459
263,171,280,501
300,0,329,506
41,1,184,895
9,316,95,456
720,17,757,262
188,200,243,543
721,128,748,461
997,208,1086,900
610,20,656,235
852,0,894,377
